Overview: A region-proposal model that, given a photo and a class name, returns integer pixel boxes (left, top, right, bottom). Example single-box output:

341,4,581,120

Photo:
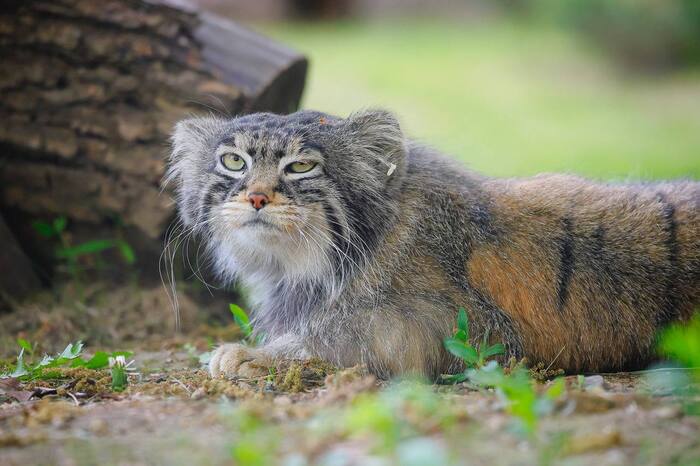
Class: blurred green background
221,0,700,180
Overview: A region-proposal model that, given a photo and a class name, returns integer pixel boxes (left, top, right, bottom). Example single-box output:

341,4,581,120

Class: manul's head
166,109,405,285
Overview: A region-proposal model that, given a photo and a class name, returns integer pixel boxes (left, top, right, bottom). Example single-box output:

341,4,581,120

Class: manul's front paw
209,343,271,379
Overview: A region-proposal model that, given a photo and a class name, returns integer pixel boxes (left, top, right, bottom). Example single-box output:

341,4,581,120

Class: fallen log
0,0,307,291
0,214,43,305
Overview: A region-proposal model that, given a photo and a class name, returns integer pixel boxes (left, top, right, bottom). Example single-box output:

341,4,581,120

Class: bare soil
1,285,698,466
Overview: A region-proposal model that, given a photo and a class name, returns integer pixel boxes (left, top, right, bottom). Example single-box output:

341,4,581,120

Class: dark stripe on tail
656,193,680,326
556,216,575,311
591,224,605,257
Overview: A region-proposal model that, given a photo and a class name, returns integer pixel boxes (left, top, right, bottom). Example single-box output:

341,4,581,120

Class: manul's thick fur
167,109,700,379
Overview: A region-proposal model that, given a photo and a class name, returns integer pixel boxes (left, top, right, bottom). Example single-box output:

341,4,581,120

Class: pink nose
248,192,269,210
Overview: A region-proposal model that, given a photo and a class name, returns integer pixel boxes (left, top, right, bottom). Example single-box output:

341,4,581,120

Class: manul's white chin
211,226,333,286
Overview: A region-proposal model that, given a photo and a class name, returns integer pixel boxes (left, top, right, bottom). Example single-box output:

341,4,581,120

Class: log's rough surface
0,0,306,288
0,214,42,303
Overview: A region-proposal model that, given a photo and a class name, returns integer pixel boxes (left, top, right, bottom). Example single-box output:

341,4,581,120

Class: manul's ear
344,109,405,176
346,108,403,153
169,117,219,165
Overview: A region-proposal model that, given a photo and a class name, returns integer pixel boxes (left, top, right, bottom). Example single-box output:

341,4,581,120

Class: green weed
266,366,276,385
223,382,460,464
109,355,130,392
226,406,280,466
442,307,505,383
32,216,136,280
229,303,263,345
659,312,700,370
344,382,460,452
229,303,253,338
656,311,700,414
441,308,564,434
1,339,133,392
467,361,565,434
17,337,35,357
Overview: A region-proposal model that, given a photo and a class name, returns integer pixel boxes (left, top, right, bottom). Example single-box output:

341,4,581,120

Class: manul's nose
248,192,269,211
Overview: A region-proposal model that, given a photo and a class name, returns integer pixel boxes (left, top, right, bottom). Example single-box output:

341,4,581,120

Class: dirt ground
1,285,699,466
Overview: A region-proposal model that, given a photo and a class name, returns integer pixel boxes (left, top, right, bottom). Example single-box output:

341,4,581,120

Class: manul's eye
286,161,317,174
221,153,246,172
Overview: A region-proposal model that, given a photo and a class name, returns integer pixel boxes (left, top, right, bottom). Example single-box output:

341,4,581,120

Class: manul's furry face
167,110,406,286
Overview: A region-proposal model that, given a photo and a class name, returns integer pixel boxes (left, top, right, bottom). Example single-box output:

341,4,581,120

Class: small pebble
565,427,622,455
274,395,292,406
652,405,681,419
583,375,606,391
190,387,206,400
624,402,639,414
602,449,627,465
89,418,109,435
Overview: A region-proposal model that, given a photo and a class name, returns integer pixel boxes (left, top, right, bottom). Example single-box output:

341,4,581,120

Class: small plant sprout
32,216,136,281
17,338,34,356
658,311,700,371
229,303,263,345
109,355,134,392
439,308,564,433
229,303,252,337
655,311,700,414
267,366,277,384
1,340,134,385
2,341,86,380
442,308,505,382
468,362,565,435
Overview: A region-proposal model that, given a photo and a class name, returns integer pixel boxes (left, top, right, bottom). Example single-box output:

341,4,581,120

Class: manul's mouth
240,217,282,231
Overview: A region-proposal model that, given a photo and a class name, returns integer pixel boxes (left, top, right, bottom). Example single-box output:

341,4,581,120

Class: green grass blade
454,329,467,343
457,308,469,338
440,373,468,384
60,341,84,359
111,365,128,392
17,338,33,355
31,221,55,238
545,378,566,399
229,303,253,337
56,240,117,259
481,343,506,359
52,216,67,234
116,240,136,264
10,349,28,378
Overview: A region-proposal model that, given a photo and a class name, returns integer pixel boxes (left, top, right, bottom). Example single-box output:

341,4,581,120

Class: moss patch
529,361,565,382
274,358,337,393
25,367,112,397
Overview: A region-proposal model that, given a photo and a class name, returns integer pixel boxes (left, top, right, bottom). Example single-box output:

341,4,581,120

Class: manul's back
464,174,700,372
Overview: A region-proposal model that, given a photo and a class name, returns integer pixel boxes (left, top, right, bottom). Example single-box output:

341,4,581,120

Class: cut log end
251,58,308,114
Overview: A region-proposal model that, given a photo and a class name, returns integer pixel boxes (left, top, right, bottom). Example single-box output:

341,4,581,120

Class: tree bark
0,0,307,290
0,214,42,304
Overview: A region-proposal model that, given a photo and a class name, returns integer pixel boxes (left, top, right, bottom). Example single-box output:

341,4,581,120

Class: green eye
287,161,316,174
221,153,246,171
